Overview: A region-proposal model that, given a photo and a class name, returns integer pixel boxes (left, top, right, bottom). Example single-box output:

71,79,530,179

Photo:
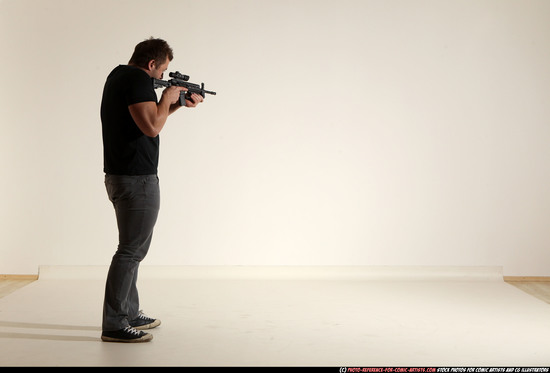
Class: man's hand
162,86,187,105
185,93,204,108
163,87,204,108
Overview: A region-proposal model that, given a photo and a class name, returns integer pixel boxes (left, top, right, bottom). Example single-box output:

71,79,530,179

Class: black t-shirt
101,65,159,175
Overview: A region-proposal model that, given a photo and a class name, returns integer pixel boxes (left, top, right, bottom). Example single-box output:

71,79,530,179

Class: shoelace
123,326,141,336
136,312,153,321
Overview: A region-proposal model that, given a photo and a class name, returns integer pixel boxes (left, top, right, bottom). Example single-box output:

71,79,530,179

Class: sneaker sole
133,319,161,330
101,333,153,343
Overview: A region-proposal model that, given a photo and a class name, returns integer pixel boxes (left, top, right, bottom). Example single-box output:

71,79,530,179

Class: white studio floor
0,265,549,367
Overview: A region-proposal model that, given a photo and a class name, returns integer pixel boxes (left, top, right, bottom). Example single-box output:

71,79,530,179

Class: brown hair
128,37,174,68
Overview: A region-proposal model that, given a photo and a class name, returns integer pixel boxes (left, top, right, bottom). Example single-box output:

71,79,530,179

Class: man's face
151,58,170,80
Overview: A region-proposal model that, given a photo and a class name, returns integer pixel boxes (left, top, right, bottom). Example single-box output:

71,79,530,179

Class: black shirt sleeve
125,69,157,106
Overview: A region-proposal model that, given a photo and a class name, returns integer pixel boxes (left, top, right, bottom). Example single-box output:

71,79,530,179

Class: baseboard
3,271,549,282
504,276,550,282
34,265,505,281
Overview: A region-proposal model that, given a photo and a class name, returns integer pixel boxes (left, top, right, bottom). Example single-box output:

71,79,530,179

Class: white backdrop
1,0,549,275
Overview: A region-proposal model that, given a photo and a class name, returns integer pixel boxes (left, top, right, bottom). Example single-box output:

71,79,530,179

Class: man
100,38,203,343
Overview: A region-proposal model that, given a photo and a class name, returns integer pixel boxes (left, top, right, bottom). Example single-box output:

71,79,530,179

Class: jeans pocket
144,175,160,185
105,175,141,203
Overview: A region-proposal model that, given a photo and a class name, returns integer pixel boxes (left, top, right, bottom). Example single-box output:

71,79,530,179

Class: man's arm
128,86,186,137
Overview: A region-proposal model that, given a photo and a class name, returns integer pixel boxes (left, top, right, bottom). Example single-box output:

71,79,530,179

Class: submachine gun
153,71,216,106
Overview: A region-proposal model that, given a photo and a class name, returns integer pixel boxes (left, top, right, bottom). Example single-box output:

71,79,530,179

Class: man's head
129,37,174,79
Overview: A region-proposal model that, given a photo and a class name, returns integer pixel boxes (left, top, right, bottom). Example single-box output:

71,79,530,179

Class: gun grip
179,92,187,107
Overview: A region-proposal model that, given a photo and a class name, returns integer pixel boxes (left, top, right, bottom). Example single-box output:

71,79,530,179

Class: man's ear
147,60,156,71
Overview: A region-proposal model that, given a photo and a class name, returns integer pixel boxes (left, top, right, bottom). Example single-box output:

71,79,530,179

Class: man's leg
102,175,160,333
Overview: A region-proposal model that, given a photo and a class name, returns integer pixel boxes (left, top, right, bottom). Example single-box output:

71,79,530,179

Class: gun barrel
184,82,201,89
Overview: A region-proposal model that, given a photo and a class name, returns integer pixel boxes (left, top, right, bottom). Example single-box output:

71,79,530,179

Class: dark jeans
103,174,160,331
